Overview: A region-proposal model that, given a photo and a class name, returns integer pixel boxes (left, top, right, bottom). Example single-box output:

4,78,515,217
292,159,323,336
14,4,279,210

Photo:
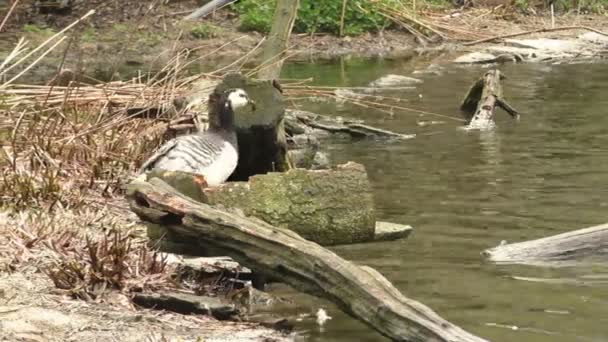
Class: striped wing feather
138,133,237,186
137,139,179,174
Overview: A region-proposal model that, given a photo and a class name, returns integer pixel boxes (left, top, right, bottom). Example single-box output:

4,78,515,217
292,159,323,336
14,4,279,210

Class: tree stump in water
209,73,291,181
126,177,488,342
461,69,519,129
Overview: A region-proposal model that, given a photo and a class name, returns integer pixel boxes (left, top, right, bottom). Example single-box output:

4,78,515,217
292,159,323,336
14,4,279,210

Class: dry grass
359,0,608,41
0,33,222,211
0,208,174,300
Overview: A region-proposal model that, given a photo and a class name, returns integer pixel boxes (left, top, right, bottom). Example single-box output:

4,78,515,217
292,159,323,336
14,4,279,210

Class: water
271,58,608,342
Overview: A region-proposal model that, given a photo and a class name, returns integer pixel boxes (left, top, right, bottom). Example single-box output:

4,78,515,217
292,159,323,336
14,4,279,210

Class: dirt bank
0,206,292,342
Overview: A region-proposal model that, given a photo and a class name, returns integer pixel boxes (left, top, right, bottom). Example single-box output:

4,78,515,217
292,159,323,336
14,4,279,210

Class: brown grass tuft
1,209,175,300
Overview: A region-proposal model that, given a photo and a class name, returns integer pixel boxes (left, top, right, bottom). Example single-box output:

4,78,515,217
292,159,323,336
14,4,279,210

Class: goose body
138,88,253,186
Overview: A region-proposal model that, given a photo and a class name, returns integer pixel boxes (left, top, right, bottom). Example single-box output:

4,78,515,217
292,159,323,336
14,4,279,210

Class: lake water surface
270,57,608,342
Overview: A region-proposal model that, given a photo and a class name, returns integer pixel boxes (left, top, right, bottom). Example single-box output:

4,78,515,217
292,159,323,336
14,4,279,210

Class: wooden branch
462,70,501,128
484,222,608,266
461,69,518,128
183,0,236,20
495,98,519,119
127,178,488,342
463,26,608,46
286,109,414,140
132,292,239,320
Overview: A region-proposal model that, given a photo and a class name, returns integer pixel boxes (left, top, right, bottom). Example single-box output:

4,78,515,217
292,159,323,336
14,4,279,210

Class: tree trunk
207,73,290,180
484,222,608,266
460,69,519,129
126,177,488,342
256,0,299,80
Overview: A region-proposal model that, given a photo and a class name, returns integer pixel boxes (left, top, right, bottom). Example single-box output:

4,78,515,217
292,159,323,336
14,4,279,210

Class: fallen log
484,222,608,266
460,69,519,129
143,162,377,247
126,177,487,342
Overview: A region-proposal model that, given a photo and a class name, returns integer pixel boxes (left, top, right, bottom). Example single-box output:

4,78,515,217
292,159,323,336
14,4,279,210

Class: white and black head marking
226,88,254,110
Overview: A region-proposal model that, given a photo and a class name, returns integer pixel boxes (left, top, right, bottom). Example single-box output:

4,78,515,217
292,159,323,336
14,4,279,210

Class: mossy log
126,178,488,342
484,222,608,266
144,162,376,247
461,69,519,128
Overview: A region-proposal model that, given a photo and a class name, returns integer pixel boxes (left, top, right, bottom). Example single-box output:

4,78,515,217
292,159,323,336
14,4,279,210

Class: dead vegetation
0,209,174,300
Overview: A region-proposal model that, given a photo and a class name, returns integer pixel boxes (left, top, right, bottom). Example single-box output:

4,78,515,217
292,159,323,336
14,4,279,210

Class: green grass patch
190,23,220,39
233,0,406,36
22,24,56,37
80,27,97,43
112,23,129,32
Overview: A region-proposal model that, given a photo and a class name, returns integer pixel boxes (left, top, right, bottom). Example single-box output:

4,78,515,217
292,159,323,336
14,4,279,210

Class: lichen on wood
143,162,376,247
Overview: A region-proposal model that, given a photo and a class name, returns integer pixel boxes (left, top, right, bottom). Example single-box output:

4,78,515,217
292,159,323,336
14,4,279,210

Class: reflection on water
275,58,608,342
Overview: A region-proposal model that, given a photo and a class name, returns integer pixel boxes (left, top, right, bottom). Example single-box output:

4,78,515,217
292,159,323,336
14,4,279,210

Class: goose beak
249,99,256,111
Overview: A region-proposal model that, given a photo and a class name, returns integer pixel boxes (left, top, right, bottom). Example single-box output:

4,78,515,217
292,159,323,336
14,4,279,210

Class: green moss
80,27,97,43
22,24,55,37
190,23,219,39
112,23,129,32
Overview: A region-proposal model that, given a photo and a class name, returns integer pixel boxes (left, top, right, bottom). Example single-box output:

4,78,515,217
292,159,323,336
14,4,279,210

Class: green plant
190,23,219,39
232,0,399,36
232,0,276,33
112,23,129,32
80,27,97,43
22,24,55,36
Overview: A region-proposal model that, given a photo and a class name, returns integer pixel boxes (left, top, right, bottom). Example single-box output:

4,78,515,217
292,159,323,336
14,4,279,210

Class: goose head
226,88,256,111
215,88,255,130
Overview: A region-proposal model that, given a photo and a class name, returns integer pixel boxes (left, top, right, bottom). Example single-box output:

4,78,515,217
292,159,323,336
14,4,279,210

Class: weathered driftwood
164,254,253,288
144,162,376,246
461,69,519,129
286,109,415,140
126,178,487,342
132,292,238,320
183,0,236,20
484,222,608,266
